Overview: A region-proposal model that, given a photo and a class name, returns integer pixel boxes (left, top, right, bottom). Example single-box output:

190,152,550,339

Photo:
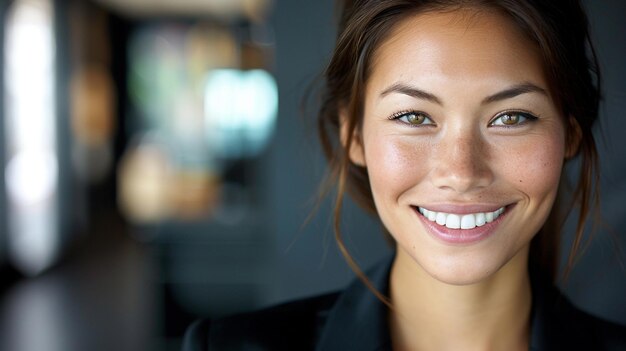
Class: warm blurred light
185,24,238,76
94,0,273,20
3,0,59,275
70,65,116,147
118,135,222,224
169,169,221,219
118,137,171,223
204,69,277,158
70,65,116,183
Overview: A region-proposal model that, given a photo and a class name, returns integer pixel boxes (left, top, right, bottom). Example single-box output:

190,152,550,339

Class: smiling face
349,8,568,285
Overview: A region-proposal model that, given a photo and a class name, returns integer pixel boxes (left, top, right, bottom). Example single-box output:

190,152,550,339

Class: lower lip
414,206,510,245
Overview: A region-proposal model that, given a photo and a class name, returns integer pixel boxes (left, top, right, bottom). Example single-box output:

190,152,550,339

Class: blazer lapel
316,255,394,351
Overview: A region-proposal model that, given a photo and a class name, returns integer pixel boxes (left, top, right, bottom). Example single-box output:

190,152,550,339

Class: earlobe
565,116,582,159
339,110,366,167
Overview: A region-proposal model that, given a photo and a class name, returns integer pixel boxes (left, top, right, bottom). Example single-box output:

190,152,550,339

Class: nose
430,128,494,193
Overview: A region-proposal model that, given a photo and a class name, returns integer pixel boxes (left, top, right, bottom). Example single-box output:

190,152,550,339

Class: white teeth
485,212,494,223
418,206,506,229
436,212,446,226
460,214,475,229
446,214,461,229
475,213,486,227
427,210,437,221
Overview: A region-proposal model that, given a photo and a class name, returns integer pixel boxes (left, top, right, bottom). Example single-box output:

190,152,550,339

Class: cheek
364,135,430,202
500,133,565,200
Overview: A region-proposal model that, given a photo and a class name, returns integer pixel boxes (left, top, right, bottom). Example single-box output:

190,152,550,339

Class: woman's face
351,9,568,285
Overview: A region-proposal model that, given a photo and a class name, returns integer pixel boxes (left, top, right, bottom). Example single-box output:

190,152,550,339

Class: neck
389,248,532,351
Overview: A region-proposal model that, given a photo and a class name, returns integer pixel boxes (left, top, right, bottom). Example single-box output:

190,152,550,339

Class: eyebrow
379,83,442,105
482,83,548,104
379,82,548,105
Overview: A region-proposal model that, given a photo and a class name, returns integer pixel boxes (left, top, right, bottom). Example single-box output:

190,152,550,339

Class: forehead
367,8,547,96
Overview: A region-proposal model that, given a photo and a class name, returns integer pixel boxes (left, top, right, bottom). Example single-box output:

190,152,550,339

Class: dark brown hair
317,0,601,294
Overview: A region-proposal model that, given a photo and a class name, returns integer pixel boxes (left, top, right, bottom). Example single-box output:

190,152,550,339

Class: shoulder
182,291,340,351
530,276,626,350
183,255,395,351
566,306,626,350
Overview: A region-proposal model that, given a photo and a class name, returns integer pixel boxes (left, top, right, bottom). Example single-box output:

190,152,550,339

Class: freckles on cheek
508,138,564,197
366,138,428,195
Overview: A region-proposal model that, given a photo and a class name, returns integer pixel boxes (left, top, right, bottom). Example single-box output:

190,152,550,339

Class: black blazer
183,256,626,350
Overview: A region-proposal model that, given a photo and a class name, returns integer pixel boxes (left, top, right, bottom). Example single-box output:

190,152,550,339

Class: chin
416,254,511,286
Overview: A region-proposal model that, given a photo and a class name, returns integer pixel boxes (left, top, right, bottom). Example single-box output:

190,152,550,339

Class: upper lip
413,203,510,214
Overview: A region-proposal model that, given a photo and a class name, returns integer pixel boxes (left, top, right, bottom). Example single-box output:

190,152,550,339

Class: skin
345,8,575,351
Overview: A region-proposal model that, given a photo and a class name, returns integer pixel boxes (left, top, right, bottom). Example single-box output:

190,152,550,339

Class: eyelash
388,110,539,127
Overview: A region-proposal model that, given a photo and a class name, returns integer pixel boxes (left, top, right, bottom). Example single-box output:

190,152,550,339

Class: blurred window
3,0,59,275
204,68,278,159
121,22,277,223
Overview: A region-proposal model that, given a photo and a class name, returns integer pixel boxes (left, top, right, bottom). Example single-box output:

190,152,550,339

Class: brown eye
407,113,425,124
393,111,433,126
501,114,519,125
490,111,537,127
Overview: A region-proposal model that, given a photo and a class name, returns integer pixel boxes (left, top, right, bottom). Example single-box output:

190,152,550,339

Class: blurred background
0,0,623,350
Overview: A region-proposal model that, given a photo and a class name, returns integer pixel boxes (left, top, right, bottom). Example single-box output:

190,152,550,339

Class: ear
565,115,582,159
339,110,366,167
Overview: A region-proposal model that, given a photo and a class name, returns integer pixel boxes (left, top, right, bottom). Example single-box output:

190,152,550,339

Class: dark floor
0,209,160,351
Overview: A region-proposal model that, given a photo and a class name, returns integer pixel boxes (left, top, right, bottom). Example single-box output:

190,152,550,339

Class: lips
417,206,505,229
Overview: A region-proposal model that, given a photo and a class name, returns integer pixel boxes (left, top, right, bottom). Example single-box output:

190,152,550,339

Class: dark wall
559,0,626,326
264,0,391,304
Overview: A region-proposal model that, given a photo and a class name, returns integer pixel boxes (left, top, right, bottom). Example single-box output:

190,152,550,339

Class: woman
184,0,626,349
